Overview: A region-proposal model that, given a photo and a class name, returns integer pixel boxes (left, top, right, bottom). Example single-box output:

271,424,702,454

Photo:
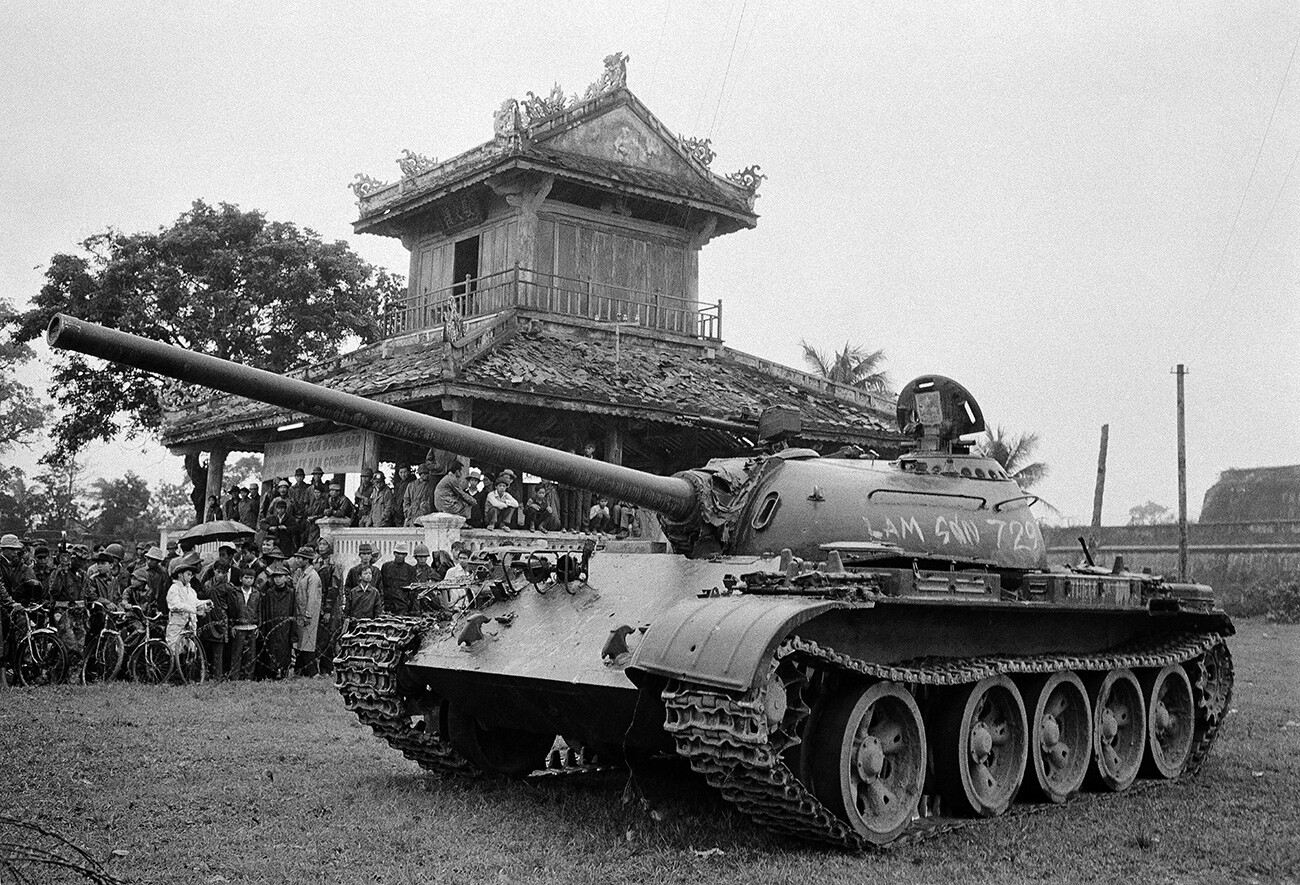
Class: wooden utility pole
1173,364,1189,580
1089,424,1109,557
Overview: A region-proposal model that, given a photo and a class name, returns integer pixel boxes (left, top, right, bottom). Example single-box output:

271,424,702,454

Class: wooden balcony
382,265,722,341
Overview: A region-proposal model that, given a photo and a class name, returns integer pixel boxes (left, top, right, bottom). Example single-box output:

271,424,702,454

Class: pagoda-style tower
350,53,762,343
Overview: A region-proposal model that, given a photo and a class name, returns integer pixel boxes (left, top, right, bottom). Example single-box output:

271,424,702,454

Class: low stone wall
1042,521,1300,598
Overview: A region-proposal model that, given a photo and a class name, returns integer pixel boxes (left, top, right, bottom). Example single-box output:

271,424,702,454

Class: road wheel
1018,671,1092,803
1140,665,1195,778
808,681,926,845
933,674,1029,817
1085,668,1146,791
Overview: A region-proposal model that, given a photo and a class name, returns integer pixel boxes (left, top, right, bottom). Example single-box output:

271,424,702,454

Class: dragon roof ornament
397,149,439,179
495,52,631,138
678,135,715,167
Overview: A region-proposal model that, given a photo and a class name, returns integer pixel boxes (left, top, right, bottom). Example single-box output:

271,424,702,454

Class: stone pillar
204,448,227,521
417,512,465,554
315,518,352,547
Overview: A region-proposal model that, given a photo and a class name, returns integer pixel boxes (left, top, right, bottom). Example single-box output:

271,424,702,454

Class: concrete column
315,518,352,547
417,512,465,554
204,448,227,521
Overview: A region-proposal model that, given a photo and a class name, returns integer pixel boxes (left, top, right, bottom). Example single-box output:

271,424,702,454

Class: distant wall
1042,521,1300,601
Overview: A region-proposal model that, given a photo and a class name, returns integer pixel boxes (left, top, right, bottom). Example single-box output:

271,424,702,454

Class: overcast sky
3,1,1297,525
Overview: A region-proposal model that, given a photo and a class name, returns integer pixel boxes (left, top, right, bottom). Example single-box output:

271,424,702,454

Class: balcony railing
382,265,722,341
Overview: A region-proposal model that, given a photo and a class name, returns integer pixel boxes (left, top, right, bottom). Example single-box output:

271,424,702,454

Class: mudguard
629,595,872,691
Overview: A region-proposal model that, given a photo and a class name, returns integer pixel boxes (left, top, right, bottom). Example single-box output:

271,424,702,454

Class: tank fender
628,596,870,692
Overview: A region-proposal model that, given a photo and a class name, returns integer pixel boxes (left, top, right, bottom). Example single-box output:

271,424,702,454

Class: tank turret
49,314,1042,570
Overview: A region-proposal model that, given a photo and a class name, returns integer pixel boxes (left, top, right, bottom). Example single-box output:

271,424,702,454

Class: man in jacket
289,545,323,677
434,462,477,520
379,545,417,615
403,462,436,526
227,568,262,680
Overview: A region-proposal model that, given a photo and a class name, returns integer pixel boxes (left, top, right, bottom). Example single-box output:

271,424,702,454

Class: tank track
333,617,476,775
662,631,1233,850
333,617,613,778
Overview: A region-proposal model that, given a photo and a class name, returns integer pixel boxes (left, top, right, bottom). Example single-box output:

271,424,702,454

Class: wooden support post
1089,424,1109,557
1174,364,1189,580
204,448,227,521
436,398,474,472
604,421,624,467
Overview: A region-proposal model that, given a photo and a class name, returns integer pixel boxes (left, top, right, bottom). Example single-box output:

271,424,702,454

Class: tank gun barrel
47,314,698,520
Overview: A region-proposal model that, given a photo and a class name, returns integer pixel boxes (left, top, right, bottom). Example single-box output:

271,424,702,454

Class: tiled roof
459,327,891,437
160,319,894,447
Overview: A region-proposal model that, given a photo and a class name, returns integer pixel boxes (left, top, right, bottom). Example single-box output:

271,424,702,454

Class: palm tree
799,341,892,393
977,425,1048,491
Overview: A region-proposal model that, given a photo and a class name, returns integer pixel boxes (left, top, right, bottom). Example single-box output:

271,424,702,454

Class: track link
333,617,475,775
662,631,1234,850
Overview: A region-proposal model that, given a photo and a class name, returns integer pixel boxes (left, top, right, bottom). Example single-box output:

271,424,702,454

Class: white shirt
167,579,198,615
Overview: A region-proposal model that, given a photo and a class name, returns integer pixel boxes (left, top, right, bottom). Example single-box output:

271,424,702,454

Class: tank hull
395,546,1231,753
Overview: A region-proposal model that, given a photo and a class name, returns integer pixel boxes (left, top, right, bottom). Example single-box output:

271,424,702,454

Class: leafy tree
0,467,39,534
225,454,264,490
0,299,47,453
1128,500,1174,526
799,340,892,393
10,200,404,519
147,480,197,531
90,472,153,540
977,425,1048,491
27,460,87,536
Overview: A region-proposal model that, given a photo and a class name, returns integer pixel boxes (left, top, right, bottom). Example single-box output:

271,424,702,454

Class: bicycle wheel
173,634,207,685
128,639,174,684
82,631,126,683
17,631,69,686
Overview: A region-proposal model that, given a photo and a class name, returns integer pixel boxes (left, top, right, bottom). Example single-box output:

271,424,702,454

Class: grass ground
2,618,1297,885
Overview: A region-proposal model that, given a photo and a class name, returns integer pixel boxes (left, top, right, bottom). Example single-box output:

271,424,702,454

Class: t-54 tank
48,314,1234,847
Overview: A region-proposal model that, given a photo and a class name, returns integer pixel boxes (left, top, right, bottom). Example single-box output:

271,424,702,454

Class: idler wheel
446,702,556,779
1140,665,1196,779
1018,671,1092,804
1084,668,1146,791
808,681,926,845
933,674,1029,817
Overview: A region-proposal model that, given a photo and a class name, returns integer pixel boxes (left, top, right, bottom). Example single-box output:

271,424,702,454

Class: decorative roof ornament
521,83,572,126
725,165,766,193
584,52,630,100
678,134,715,167
494,54,631,138
397,149,439,179
350,173,390,201
494,98,522,140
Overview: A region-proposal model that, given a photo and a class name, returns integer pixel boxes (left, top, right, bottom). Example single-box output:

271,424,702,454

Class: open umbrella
177,519,257,545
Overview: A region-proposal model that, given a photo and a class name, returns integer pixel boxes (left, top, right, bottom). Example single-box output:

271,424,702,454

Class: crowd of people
224,461,648,551
0,531,472,682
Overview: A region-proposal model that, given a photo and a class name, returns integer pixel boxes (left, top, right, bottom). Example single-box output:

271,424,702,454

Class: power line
714,0,764,139
647,0,673,95
709,0,749,138
693,0,737,134
1224,137,1300,302
1200,28,1300,306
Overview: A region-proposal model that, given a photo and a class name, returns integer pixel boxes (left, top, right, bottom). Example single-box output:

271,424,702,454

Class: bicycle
125,607,173,684
11,603,68,686
170,614,207,685
80,600,127,684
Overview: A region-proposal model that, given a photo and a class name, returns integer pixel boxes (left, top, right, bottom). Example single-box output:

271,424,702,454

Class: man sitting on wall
433,462,477,520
